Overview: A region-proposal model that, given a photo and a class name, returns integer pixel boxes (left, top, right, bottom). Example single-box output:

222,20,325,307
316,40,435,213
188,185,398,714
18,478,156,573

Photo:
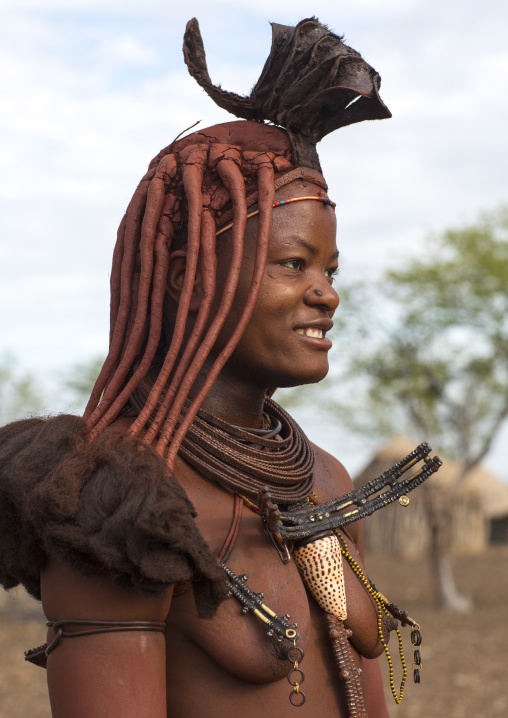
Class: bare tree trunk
428,522,472,612
425,489,472,612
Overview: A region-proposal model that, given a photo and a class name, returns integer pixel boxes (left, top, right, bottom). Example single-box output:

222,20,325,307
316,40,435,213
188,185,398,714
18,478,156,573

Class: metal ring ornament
287,667,305,686
411,628,422,646
287,645,304,663
289,688,306,707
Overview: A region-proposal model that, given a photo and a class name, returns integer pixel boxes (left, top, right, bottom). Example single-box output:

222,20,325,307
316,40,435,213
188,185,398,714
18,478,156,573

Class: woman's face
218,180,339,389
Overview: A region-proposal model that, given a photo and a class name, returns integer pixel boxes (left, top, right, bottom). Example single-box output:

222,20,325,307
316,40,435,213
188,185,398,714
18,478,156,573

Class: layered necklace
178,396,315,504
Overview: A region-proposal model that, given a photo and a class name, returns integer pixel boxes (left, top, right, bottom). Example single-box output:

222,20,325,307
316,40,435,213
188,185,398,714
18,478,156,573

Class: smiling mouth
295,327,324,339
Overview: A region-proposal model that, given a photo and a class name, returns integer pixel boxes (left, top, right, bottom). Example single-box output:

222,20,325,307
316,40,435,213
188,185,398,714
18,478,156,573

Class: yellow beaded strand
334,531,408,704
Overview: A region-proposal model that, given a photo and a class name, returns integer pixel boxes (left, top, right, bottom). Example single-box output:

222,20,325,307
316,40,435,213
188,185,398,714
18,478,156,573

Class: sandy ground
0,546,507,718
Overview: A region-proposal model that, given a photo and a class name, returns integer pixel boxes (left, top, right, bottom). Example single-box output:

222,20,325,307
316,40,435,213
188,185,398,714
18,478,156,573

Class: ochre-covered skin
164,446,384,717
40,181,390,717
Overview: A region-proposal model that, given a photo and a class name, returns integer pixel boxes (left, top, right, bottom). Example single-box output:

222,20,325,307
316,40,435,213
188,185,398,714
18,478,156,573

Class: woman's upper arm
363,657,390,718
41,558,173,718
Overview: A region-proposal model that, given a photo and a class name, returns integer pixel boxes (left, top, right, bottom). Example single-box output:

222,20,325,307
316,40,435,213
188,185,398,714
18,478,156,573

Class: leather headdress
183,17,391,171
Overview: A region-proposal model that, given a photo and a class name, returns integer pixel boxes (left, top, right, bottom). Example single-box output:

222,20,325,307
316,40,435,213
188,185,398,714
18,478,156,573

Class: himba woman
0,17,431,718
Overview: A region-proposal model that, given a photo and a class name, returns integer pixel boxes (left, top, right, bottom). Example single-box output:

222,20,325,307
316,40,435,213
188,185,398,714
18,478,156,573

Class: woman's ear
166,250,203,312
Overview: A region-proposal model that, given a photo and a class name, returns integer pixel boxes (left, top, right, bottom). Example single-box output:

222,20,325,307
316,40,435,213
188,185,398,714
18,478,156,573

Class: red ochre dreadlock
83,122,328,469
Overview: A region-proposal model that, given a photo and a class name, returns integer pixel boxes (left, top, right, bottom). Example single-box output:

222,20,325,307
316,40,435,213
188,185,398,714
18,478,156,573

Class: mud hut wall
362,495,487,557
362,499,430,557
450,494,487,553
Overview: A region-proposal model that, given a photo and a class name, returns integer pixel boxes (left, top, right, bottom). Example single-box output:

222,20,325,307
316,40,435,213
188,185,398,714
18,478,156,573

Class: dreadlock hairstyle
83,17,391,470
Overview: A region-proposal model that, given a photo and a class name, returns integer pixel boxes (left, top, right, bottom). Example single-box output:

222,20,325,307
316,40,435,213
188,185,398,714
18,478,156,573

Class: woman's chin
275,365,330,389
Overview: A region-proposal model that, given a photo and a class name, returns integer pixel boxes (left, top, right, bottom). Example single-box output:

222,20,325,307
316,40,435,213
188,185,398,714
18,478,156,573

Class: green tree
358,207,508,461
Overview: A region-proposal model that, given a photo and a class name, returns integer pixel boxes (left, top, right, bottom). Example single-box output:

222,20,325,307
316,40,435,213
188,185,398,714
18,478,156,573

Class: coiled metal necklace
178,397,315,504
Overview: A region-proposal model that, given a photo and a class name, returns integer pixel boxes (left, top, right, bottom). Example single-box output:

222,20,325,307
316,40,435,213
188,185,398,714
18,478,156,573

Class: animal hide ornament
183,17,391,171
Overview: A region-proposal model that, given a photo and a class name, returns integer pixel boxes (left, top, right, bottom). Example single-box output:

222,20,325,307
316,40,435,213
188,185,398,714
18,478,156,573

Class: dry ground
0,546,507,718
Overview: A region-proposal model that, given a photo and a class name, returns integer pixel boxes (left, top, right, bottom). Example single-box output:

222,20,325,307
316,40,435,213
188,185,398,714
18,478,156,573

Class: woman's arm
363,657,390,718
355,493,390,717
41,558,173,718
355,497,391,717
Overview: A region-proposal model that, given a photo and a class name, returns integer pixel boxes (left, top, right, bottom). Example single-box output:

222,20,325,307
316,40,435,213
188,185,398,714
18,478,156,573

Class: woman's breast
166,510,313,683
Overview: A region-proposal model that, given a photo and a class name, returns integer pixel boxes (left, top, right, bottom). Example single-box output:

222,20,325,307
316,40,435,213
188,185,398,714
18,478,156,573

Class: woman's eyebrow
279,236,339,259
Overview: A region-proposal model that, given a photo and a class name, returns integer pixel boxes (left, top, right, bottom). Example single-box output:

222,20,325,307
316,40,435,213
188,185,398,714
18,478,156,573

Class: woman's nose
306,277,339,311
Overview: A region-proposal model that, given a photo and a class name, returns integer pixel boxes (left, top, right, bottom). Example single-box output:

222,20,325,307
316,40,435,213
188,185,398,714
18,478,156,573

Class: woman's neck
193,369,268,429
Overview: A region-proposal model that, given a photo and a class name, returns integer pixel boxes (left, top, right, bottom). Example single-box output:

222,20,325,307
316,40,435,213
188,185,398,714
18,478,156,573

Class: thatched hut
354,436,508,556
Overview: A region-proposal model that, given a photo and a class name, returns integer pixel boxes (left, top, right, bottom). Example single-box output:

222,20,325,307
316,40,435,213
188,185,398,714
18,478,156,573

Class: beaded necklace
332,530,422,700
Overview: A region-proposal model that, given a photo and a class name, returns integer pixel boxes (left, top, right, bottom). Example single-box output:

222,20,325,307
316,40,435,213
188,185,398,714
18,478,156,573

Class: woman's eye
326,267,340,282
282,259,304,271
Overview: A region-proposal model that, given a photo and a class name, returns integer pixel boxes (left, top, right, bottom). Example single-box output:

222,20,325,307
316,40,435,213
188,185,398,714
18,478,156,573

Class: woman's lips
294,326,332,349
295,327,324,339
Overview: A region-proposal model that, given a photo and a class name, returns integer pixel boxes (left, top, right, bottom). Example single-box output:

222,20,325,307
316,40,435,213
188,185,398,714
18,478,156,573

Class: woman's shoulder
0,414,227,618
310,441,364,548
310,441,355,499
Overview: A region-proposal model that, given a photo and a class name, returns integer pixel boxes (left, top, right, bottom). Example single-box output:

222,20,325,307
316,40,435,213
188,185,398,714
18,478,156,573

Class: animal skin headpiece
183,17,391,171
84,18,391,467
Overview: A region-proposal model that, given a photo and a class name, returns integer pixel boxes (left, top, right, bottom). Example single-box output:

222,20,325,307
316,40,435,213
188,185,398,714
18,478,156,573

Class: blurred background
1,1,508,716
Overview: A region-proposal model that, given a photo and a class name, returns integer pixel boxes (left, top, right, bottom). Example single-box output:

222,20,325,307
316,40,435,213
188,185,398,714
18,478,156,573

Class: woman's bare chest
166,458,380,685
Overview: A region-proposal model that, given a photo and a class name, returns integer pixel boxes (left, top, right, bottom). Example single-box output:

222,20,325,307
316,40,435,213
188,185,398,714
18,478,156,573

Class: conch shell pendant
293,533,347,620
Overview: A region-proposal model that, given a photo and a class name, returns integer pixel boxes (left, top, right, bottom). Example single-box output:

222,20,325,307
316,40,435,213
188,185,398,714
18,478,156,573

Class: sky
1,0,508,477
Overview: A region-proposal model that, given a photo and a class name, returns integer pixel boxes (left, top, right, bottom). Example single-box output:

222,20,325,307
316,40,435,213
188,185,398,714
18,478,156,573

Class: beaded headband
216,195,336,237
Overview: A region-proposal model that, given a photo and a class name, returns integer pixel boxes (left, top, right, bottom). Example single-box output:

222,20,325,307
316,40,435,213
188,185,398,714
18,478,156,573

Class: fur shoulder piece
0,415,227,618
183,16,391,171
